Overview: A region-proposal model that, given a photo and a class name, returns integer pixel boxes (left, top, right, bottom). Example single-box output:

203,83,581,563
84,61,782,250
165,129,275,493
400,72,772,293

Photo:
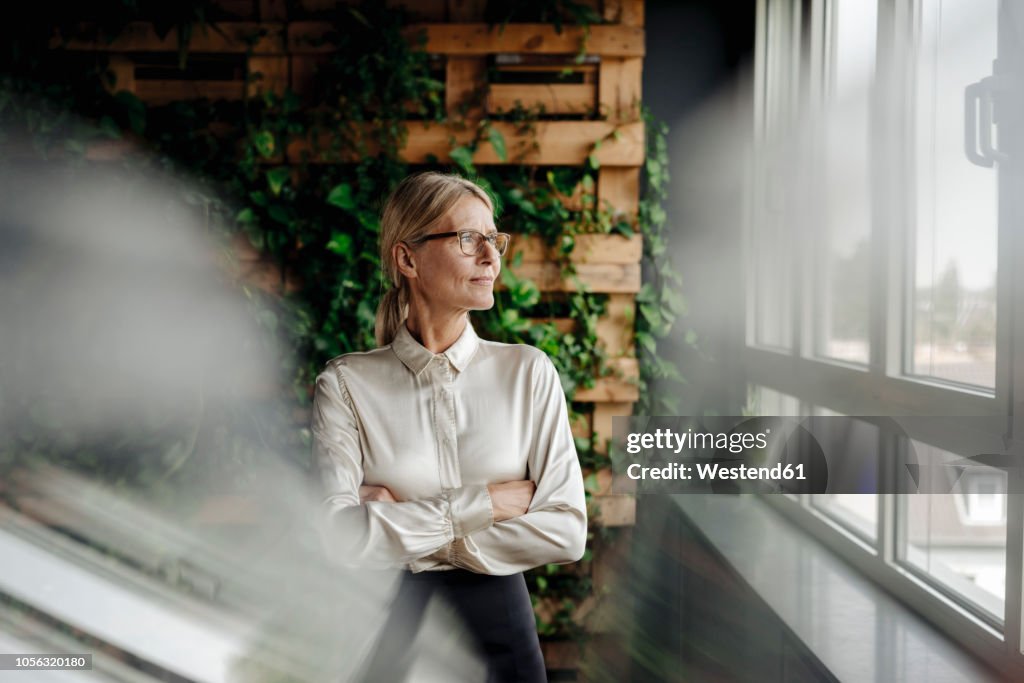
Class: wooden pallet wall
62,3,645,456
58,2,645,673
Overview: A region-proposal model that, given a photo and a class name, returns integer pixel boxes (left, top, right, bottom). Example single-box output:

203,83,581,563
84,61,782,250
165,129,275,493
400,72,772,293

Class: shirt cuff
447,484,494,538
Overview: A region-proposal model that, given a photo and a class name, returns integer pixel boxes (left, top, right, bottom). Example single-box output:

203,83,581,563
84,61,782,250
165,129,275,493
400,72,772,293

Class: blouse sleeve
449,352,587,575
312,363,494,568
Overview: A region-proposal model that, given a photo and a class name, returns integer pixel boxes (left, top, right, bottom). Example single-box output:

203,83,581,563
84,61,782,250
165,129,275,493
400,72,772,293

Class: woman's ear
393,241,418,280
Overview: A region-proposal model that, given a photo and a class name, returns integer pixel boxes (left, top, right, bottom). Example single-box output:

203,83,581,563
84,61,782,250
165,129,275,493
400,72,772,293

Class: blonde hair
374,172,495,346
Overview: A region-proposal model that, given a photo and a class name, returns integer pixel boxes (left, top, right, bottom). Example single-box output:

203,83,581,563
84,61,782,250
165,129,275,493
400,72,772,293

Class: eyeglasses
415,230,511,257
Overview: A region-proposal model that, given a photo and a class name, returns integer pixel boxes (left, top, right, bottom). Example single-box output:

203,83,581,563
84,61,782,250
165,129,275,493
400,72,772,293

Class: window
813,0,877,365
749,0,1020,672
809,408,879,542
909,0,1000,389
899,441,1007,621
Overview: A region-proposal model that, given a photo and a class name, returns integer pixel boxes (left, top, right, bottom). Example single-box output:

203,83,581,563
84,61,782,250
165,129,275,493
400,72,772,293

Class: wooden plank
575,357,639,401
286,120,644,166
487,83,595,115
621,0,645,27
58,20,638,57
58,21,643,57
259,0,288,21
497,63,597,77
54,22,286,53
526,304,633,359
596,293,635,355
510,233,641,264
602,0,645,26
288,22,643,56
414,24,644,57
300,0,448,20
289,54,323,96
587,494,635,526
527,318,575,334
592,529,633,590
446,0,487,21
592,400,633,454
570,409,591,441
105,56,135,94
297,0,446,18
398,0,450,20
598,57,642,122
248,55,289,97
582,466,614,496
504,262,640,294
210,0,258,18
597,167,640,219
541,640,581,670
554,179,588,211
82,120,642,167
133,80,246,104
445,57,486,118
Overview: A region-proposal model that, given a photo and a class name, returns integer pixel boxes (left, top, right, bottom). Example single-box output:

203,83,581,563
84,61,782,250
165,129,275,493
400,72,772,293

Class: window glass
809,407,878,540
900,440,1006,621
910,0,999,388
752,0,800,351
747,384,802,417
813,0,876,364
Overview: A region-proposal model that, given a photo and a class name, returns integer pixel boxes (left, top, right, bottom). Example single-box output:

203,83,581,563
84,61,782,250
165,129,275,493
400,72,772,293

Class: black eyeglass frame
413,230,511,256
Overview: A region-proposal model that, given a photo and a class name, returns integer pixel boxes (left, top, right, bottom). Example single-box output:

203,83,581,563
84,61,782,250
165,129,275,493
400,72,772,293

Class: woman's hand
487,480,537,522
360,485,397,503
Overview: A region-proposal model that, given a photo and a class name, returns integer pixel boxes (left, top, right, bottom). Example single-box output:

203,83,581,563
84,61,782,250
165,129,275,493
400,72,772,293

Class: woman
311,171,587,682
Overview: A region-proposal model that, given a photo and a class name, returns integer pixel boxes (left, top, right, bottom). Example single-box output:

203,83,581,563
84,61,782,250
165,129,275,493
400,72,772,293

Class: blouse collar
391,318,481,376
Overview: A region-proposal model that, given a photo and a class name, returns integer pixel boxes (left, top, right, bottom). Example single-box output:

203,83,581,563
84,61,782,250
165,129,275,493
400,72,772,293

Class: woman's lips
470,276,494,285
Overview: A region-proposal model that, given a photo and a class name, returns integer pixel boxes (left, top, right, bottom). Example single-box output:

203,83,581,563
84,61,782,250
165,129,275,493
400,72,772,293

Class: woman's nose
478,240,499,262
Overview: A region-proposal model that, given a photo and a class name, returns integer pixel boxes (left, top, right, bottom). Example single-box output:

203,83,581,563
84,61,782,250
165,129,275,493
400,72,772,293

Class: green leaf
636,283,657,304
356,299,376,329
327,232,353,255
266,167,291,196
114,91,146,135
639,303,660,326
636,331,657,354
327,183,356,210
449,145,475,172
253,130,275,159
268,204,292,225
236,207,256,225
486,126,508,162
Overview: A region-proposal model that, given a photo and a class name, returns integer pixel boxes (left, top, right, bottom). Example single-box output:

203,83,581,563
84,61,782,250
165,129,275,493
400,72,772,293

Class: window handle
964,74,1011,168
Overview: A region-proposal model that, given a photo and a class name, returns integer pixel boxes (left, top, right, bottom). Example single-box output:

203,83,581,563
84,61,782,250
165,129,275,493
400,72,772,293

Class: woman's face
405,195,501,314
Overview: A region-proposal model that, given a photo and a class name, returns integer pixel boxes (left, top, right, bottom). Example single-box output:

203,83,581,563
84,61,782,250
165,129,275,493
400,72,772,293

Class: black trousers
360,569,547,683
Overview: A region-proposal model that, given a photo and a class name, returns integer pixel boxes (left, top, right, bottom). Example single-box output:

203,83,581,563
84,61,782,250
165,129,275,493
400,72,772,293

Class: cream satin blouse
311,318,587,575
